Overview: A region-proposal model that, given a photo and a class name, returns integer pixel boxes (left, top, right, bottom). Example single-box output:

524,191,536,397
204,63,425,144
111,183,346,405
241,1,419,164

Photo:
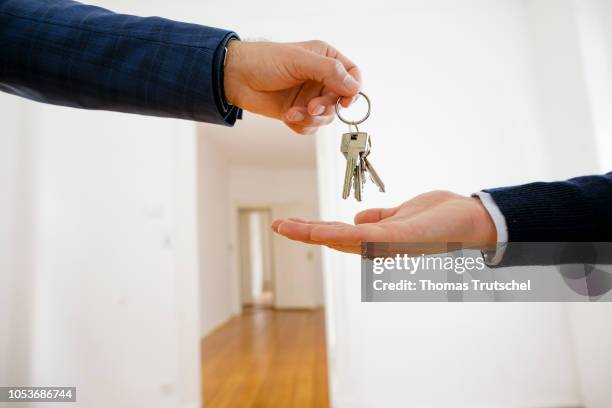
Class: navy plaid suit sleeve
0,0,242,125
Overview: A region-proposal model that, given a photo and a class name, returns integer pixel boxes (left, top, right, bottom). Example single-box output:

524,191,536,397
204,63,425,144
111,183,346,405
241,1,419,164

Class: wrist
223,40,243,107
471,196,498,246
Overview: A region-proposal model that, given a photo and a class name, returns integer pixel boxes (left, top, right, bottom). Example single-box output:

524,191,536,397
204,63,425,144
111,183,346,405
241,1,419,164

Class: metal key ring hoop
335,91,371,126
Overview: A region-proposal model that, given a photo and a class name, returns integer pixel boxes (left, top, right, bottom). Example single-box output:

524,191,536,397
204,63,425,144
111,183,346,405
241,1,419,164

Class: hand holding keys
336,92,385,201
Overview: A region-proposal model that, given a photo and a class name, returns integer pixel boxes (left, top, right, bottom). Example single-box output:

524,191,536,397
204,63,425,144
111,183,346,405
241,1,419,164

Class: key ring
335,91,371,130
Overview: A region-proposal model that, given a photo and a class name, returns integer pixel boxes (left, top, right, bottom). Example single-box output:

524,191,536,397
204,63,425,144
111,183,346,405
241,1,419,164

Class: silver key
360,137,385,192
354,161,363,201
364,156,385,192
359,138,370,192
340,132,352,198
341,132,369,201
342,154,356,199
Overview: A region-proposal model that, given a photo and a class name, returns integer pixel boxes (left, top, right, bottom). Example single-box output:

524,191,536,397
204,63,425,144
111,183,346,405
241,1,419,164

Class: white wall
1,87,201,408
0,94,38,388
566,2,612,407
525,0,600,180
574,0,612,172
0,1,207,406
32,106,200,408
196,132,234,336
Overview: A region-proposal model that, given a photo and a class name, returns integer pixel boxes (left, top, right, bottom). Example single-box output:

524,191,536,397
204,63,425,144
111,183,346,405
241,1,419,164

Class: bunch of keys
335,92,385,201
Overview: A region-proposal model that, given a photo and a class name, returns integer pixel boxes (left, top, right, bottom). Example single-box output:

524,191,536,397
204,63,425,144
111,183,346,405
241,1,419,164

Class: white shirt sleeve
472,191,508,266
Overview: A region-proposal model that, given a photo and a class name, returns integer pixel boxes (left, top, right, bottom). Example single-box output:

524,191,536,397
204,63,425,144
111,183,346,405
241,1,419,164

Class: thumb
291,49,361,97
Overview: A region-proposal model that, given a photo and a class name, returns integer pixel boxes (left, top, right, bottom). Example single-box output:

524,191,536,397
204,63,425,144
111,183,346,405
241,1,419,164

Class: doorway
238,208,275,308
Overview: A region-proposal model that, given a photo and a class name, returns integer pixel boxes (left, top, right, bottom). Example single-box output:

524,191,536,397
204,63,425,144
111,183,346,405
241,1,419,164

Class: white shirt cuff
472,191,508,266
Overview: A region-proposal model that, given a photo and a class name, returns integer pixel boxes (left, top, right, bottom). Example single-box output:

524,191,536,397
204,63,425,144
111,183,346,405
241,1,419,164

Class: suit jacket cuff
472,191,508,266
212,32,242,126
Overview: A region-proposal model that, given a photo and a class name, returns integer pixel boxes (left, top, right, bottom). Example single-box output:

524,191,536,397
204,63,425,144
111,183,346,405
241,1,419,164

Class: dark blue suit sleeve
0,0,242,125
484,172,612,242
483,172,612,266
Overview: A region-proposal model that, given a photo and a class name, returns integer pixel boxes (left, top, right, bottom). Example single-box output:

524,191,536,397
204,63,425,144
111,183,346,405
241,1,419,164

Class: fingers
354,206,400,224
306,89,361,118
272,219,360,254
310,224,362,244
307,94,337,116
275,220,318,243
272,219,351,242
283,106,334,134
274,219,348,238
285,124,317,135
291,48,361,100
339,92,359,109
326,244,361,254
287,218,346,226
276,218,347,227
284,107,334,126
273,219,363,245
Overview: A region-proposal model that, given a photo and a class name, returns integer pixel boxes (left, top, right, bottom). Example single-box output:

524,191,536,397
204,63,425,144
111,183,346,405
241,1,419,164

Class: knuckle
325,59,344,75
311,39,327,49
333,60,345,74
430,190,460,200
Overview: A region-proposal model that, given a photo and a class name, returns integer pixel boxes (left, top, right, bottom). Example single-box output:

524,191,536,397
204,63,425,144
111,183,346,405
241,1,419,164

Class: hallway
201,308,329,407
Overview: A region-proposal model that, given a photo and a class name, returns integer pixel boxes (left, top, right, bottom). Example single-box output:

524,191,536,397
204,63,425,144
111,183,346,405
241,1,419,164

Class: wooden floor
201,307,329,408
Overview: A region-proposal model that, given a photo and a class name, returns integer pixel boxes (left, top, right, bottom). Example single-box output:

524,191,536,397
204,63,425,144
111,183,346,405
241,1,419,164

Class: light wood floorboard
201,307,329,408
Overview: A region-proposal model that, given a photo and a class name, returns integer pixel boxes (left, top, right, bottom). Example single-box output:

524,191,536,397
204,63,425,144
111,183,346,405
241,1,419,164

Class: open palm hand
272,191,497,254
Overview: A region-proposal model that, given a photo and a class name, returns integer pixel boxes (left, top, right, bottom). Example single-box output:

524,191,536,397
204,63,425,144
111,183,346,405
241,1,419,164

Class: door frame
235,206,276,310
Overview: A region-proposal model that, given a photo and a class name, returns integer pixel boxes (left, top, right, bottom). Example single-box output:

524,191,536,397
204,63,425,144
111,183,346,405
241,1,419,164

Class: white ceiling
198,112,317,170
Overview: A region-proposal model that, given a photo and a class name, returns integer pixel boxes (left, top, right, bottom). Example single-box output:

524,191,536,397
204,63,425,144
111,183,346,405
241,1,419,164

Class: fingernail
312,105,325,116
343,74,360,93
289,111,305,122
